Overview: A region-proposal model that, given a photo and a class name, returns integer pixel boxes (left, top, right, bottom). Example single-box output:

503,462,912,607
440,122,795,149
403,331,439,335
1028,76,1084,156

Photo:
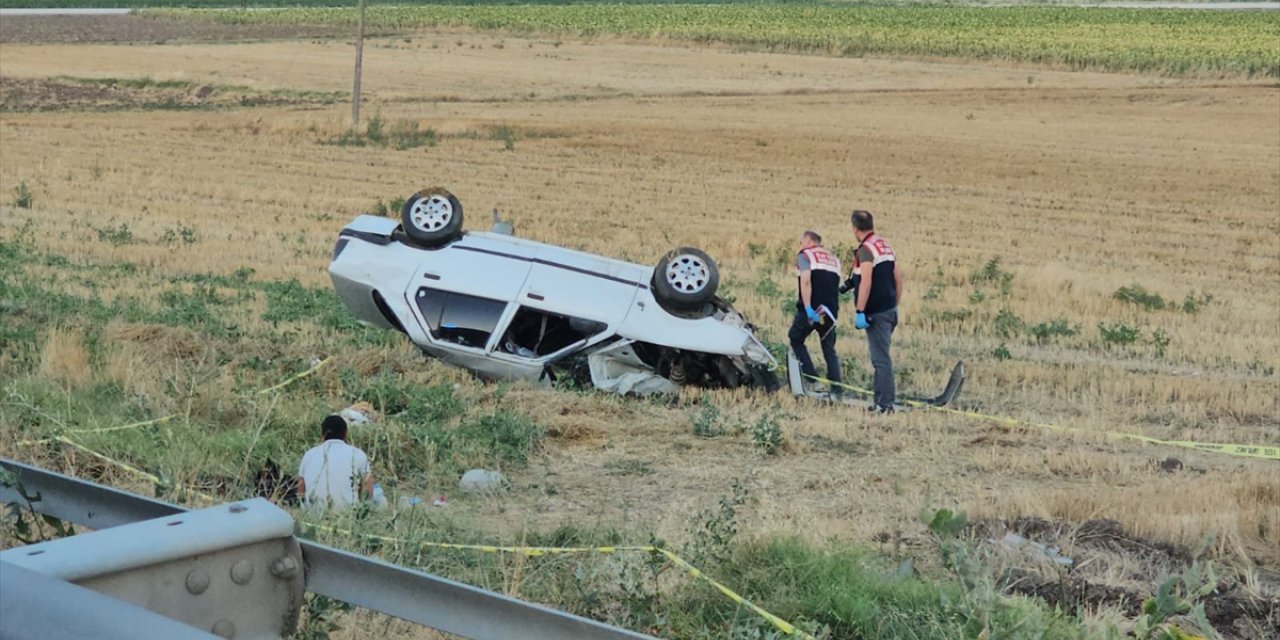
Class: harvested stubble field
1,13,1278,640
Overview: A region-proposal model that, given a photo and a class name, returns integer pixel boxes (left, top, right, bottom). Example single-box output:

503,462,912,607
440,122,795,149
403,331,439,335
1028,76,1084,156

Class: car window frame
487,305,614,365
412,286,515,354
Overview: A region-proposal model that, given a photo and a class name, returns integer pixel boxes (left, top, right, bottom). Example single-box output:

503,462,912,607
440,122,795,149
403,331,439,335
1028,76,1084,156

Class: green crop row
153,5,1280,77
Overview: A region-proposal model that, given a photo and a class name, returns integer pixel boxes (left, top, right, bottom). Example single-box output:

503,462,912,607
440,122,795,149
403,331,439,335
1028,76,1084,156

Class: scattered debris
459,469,507,493
339,401,378,427
991,531,1073,567
397,495,447,508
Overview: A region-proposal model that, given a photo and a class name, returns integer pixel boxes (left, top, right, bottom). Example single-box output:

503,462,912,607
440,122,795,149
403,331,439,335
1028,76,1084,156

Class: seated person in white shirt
297,415,373,511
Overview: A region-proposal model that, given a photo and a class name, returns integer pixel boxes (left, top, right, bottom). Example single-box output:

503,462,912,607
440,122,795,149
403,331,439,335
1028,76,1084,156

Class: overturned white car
328,188,779,394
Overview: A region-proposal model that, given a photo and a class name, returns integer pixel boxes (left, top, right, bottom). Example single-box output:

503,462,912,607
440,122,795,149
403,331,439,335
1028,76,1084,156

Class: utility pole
351,0,366,128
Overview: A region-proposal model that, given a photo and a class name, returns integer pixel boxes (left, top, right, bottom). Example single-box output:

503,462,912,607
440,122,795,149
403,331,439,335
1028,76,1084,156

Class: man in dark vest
841,210,903,413
789,230,843,395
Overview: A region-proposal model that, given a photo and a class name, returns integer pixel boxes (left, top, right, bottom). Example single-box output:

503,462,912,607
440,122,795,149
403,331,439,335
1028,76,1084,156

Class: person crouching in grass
298,415,374,511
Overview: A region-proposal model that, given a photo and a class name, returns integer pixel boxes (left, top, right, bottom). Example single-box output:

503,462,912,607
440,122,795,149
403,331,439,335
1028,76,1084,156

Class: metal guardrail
1,561,223,640
2,496,307,638
0,458,654,640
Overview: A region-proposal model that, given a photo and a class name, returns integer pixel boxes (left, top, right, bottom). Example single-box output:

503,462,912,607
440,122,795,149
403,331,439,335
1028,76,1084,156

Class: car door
486,247,640,369
404,239,533,355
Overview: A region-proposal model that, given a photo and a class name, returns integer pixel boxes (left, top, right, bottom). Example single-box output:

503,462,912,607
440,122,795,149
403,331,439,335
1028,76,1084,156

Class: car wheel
653,247,719,314
401,187,464,248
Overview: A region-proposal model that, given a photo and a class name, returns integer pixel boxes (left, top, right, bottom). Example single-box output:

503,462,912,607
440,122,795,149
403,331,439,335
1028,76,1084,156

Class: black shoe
866,405,896,415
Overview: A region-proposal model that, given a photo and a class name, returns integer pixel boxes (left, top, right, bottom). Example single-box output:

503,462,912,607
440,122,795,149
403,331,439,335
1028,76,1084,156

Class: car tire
401,187,464,248
653,247,719,314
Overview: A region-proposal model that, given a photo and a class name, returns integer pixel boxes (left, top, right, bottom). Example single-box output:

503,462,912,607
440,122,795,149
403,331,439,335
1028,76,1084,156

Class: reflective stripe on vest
854,233,895,268
800,247,842,274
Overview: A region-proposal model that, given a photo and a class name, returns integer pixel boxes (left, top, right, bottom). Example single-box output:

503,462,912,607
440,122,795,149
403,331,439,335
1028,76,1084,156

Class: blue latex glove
805,306,821,324
854,312,869,330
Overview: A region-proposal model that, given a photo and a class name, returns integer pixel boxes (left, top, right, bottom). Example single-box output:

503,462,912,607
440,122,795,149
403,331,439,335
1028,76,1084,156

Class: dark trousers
788,310,841,390
866,308,898,408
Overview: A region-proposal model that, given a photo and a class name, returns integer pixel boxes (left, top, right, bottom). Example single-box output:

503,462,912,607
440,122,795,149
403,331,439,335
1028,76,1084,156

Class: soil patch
972,517,1279,640
0,76,342,111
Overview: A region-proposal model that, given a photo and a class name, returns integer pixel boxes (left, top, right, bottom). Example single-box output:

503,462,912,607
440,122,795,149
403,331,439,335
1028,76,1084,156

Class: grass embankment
0,228,1194,639
5,0,827,6
3,0,835,6
155,4,1280,77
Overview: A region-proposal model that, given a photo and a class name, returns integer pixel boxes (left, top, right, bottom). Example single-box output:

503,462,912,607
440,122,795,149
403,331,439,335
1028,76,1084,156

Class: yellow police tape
16,415,179,446
15,357,333,447
306,523,815,639
51,435,163,486
73,414,175,436
24,355,1263,636
802,374,1279,462
18,351,813,640
15,358,336,500
20,432,816,639
257,356,332,395
49,435,223,503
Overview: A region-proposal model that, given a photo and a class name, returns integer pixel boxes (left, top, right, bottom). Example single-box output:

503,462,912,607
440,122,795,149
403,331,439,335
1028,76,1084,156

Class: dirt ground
1,18,1278,635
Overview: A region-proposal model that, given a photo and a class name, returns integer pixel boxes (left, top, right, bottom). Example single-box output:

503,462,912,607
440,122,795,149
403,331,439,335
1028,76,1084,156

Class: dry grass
37,326,90,388
2,32,1278,605
106,321,206,361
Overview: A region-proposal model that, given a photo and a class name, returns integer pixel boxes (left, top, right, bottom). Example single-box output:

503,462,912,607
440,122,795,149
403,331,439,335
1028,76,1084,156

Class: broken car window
502,307,606,359
414,287,507,349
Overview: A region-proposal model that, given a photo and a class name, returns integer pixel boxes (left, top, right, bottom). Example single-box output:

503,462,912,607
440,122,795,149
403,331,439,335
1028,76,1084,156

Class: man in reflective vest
789,230,843,395
840,210,903,413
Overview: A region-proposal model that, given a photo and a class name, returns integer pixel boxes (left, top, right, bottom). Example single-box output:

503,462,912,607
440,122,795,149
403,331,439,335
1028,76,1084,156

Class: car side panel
518,263,640,330
409,242,534,302
458,231,653,288
329,238,426,342
529,242,652,288
419,342,545,381
615,288,752,356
